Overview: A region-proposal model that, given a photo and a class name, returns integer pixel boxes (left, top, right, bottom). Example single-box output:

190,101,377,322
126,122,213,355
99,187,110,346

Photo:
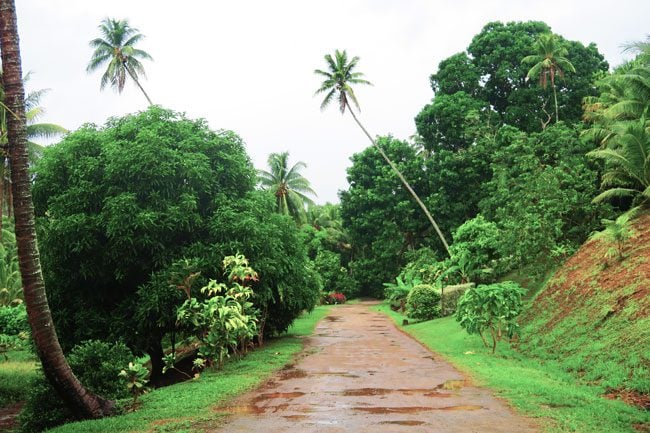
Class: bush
455,281,526,353
0,304,28,335
67,340,134,399
19,340,133,433
440,283,474,316
18,374,75,433
405,284,441,320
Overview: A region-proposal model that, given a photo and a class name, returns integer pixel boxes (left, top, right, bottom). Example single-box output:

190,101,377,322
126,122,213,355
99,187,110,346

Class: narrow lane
210,301,538,432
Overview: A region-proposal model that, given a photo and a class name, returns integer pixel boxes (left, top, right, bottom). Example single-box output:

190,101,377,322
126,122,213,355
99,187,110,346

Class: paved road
211,301,538,432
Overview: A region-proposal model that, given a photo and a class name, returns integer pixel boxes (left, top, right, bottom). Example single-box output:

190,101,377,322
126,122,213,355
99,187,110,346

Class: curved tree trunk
345,102,451,256
0,0,114,418
126,66,153,106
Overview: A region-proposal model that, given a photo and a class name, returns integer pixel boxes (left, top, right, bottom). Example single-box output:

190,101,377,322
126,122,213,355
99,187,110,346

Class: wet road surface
210,301,538,432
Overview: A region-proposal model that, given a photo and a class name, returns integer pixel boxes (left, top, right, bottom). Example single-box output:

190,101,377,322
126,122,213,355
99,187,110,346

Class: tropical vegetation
0,6,647,433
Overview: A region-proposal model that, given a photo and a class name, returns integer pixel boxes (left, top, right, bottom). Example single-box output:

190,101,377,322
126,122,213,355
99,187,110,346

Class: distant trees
87,18,153,104
257,151,316,223
0,70,67,230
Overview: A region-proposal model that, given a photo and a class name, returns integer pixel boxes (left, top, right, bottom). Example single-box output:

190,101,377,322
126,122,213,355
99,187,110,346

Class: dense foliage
343,21,612,296
32,107,319,379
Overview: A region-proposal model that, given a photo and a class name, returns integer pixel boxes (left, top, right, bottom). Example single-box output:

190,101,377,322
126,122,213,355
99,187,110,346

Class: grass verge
0,350,38,407
47,305,332,433
377,304,649,433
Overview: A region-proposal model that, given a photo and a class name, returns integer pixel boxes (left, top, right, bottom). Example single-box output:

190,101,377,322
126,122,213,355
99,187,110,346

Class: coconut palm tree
0,0,114,417
587,117,650,207
87,18,153,105
0,70,67,232
523,33,576,123
258,151,316,223
314,49,450,255
623,35,650,65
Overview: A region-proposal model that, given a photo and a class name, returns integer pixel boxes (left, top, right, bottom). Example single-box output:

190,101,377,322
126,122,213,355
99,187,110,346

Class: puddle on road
379,420,426,426
283,415,308,420
312,371,360,378
343,388,393,396
438,379,468,390
218,405,264,415
279,367,309,380
341,388,455,398
324,316,342,322
353,406,434,414
353,405,483,414
253,392,305,401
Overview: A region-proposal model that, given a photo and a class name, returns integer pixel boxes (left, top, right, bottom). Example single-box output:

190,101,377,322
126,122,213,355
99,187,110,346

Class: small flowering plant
323,292,346,305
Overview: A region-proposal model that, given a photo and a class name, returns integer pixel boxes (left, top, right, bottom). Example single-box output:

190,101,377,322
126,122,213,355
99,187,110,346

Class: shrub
18,374,75,433
67,340,134,399
0,304,28,335
440,283,474,316
19,340,134,432
455,281,526,353
405,284,441,320
383,275,420,312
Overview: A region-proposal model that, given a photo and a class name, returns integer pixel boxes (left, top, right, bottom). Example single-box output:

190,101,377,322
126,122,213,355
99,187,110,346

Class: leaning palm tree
86,18,153,105
523,33,576,123
314,49,450,255
0,0,114,417
258,151,317,223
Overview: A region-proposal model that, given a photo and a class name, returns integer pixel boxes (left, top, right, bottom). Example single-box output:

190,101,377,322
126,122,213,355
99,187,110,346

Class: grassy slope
0,350,38,407
47,305,332,433
378,305,649,433
518,213,650,395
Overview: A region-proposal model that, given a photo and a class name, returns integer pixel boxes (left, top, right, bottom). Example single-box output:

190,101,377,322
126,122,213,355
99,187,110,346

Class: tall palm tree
523,33,576,123
0,0,114,417
314,49,450,256
258,151,316,223
87,18,153,105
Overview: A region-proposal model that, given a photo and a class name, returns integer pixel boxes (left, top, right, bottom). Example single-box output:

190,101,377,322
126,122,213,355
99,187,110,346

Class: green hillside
519,212,650,405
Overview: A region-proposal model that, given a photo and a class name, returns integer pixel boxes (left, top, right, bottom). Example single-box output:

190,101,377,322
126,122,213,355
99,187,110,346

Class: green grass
377,304,649,433
0,349,38,406
46,305,332,433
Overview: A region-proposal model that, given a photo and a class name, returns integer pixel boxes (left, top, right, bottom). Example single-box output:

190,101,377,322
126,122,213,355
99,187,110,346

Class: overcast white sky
14,0,650,203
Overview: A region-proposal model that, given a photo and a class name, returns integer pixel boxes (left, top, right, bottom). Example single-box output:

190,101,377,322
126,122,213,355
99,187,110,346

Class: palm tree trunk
126,66,153,106
345,102,451,256
0,0,114,418
552,84,559,123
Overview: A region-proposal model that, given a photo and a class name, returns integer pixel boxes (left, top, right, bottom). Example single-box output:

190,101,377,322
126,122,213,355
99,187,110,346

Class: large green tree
0,0,114,418
423,21,607,135
33,107,320,379
86,18,153,104
257,151,316,223
523,33,576,124
315,49,450,255
340,136,438,296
